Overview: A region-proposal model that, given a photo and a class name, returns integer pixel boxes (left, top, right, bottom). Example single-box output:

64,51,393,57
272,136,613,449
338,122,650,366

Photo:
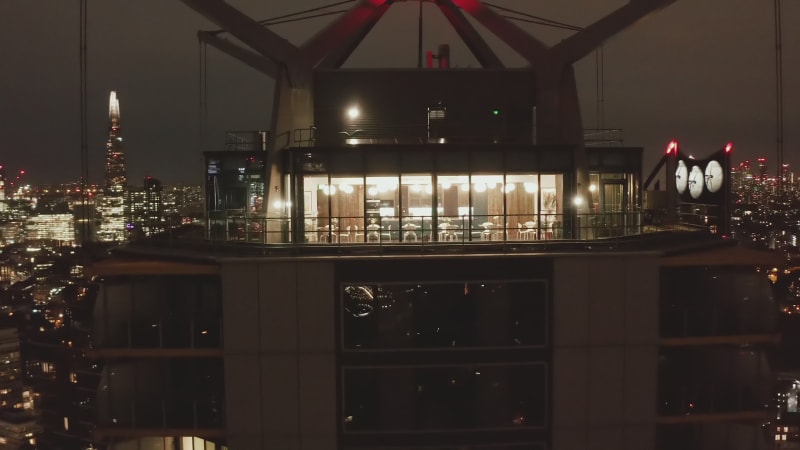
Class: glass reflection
343,364,547,432
342,282,547,350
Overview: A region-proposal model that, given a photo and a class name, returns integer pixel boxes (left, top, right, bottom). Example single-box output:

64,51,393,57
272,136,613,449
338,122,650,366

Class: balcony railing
201,211,671,246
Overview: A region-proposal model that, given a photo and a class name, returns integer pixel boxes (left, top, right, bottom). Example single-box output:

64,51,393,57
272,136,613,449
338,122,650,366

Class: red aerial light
19,170,25,174
724,142,733,153
665,140,678,155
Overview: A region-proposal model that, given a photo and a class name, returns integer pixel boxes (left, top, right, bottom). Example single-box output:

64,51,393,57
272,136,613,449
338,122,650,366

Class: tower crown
109,91,120,121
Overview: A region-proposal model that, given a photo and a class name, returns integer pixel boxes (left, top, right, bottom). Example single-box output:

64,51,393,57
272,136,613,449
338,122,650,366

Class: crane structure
181,0,676,214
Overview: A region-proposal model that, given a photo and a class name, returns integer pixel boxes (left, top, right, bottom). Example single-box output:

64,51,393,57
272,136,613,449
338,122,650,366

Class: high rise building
105,91,127,195
0,165,7,213
0,327,39,450
82,2,777,449
758,158,768,181
123,176,164,237
0,328,25,411
96,195,127,243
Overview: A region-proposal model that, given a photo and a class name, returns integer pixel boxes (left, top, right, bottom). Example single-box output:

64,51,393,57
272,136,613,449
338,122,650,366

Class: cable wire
501,15,582,32
257,0,354,24
206,0,355,35
79,0,90,243
487,2,583,31
260,10,350,26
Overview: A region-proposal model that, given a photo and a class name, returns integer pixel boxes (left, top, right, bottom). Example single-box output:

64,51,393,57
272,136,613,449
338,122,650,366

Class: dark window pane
342,282,547,350
345,446,544,450
343,364,547,432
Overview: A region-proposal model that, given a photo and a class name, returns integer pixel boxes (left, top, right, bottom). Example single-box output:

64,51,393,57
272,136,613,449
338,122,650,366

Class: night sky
1,0,797,186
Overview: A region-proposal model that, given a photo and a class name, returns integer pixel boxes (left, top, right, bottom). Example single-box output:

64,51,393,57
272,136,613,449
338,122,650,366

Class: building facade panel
222,354,267,447
551,258,590,347
297,261,336,353
552,255,659,450
256,261,299,353
623,257,660,345
298,354,337,438
220,263,262,354
587,259,627,344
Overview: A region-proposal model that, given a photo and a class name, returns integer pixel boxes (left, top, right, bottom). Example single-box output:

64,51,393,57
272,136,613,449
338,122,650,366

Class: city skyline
0,0,798,185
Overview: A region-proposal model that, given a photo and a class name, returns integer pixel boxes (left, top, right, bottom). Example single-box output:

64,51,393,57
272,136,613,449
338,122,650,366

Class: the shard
104,90,127,194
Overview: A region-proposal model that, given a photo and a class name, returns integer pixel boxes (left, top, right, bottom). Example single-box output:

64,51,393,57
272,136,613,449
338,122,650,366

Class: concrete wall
552,255,660,450
221,260,337,450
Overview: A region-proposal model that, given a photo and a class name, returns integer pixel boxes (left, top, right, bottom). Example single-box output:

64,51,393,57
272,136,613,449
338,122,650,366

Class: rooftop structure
79,2,771,450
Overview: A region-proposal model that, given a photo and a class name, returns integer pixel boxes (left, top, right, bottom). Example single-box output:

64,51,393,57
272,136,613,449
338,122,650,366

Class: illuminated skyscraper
758,157,768,181
104,91,127,194
123,176,164,236
0,165,6,212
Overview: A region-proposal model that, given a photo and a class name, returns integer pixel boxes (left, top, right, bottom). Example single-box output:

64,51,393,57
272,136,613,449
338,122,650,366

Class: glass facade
656,266,776,449
659,267,776,338
342,283,547,350
302,172,565,243
343,364,547,432
205,151,269,242
94,276,222,350
93,275,225,432
202,145,647,244
339,278,550,449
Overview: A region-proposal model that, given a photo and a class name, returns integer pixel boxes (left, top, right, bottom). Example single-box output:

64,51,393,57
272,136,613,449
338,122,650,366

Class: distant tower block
105,91,127,195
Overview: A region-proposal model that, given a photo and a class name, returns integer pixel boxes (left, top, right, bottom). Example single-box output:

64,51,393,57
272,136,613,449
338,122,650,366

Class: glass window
538,174,563,240
303,175,329,243
342,282,548,350
437,175,469,241
472,175,505,241
331,176,365,243
401,175,432,242
506,174,538,240
343,364,547,432
366,176,399,242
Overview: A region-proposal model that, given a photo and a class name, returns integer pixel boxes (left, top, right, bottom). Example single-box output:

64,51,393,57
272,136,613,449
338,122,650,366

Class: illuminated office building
85,1,779,449
123,177,164,236
96,195,127,243
758,158,768,182
0,412,40,450
0,328,24,411
0,327,38,450
0,165,6,213
105,91,127,195
24,214,74,245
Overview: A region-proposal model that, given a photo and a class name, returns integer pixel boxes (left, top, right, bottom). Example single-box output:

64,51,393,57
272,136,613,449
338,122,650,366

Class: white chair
403,223,418,242
366,222,380,242
480,222,494,240
524,221,537,240
338,225,351,243
380,224,393,242
353,224,364,242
